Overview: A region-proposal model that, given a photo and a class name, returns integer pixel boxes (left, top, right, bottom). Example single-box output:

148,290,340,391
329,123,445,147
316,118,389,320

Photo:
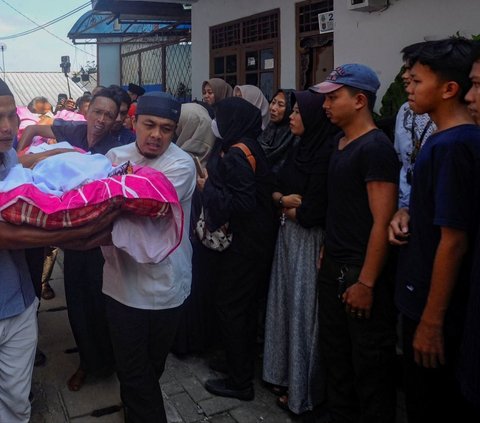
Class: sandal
276,394,289,411
266,383,287,396
67,368,87,392
41,282,55,300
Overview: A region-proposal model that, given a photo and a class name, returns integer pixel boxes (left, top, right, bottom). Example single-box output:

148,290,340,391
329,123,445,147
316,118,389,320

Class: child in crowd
394,38,480,423
313,64,399,422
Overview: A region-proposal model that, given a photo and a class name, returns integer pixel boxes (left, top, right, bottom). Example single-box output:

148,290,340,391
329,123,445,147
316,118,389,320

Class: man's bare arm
0,209,121,250
342,181,398,318
17,125,55,152
19,148,74,169
414,227,468,368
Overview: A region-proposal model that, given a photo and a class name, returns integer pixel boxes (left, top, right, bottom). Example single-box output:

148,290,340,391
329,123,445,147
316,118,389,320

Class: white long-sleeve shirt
102,142,196,310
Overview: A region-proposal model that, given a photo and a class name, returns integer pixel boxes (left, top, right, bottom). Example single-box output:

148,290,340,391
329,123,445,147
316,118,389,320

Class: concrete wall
333,0,480,106
191,0,299,100
97,42,121,86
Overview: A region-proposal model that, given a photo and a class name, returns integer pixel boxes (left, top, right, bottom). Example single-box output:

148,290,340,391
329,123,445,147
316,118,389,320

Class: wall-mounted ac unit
347,0,387,12
318,11,334,34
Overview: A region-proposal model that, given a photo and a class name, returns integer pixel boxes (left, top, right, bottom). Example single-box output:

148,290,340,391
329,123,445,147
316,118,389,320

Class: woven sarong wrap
0,159,184,263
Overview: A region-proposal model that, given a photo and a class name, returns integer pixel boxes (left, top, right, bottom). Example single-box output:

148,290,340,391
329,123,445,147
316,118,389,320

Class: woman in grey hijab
175,103,216,167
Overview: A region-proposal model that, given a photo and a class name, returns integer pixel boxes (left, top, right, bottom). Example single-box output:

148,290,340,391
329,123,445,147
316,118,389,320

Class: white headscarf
233,85,270,130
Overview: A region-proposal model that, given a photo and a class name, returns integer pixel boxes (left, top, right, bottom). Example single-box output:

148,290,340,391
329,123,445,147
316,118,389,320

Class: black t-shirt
325,129,399,265
396,124,480,322
51,120,134,155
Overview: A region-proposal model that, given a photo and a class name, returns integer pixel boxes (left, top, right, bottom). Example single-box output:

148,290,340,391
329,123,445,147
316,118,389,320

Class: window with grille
211,23,240,50
209,10,279,100
296,1,335,90
242,13,278,44
298,0,334,34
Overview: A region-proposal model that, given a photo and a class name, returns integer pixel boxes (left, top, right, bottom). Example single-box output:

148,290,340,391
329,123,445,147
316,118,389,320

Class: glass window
214,57,225,75
246,73,258,86
260,48,274,71
260,72,274,101
226,55,237,73
245,51,258,71
226,75,237,87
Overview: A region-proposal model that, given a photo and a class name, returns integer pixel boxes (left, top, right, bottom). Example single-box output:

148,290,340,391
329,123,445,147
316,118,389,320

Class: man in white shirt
102,92,196,423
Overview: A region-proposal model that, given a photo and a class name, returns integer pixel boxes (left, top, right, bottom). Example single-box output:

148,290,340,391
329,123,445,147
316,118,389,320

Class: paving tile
198,396,242,416
60,373,121,418
184,355,220,383
209,413,237,423
170,392,205,422
164,396,184,423
162,380,185,396
31,249,406,423
160,365,177,384
229,404,269,423
166,354,196,379
71,410,124,422
179,376,212,402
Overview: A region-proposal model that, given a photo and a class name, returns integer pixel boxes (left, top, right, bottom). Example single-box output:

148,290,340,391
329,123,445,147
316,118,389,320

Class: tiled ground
31,252,405,423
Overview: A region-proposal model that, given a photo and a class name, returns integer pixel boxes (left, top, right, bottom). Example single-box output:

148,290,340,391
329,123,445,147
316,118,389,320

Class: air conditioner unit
347,0,387,12
318,11,334,34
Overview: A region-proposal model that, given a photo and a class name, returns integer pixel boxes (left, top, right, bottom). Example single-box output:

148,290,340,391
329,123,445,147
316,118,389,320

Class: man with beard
102,92,196,423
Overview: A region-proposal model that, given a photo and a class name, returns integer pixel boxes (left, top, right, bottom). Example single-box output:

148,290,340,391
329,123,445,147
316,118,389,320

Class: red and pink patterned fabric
0,165,183,259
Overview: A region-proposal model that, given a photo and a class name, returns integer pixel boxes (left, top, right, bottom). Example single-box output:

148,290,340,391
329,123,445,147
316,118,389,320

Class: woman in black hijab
258,88,298,174
198,97,276,401
263,90,339,414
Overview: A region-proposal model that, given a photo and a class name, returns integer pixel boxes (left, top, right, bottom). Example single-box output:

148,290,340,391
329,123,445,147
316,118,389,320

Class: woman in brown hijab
202,78,233,107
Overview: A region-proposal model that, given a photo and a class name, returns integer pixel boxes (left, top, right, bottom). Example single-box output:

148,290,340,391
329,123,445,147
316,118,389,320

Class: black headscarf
204,97,263,229
258,89,298,171
291,90,338,174
214,96,262,150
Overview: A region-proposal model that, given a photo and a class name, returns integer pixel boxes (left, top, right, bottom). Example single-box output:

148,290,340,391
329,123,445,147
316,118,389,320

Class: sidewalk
30,251,405,423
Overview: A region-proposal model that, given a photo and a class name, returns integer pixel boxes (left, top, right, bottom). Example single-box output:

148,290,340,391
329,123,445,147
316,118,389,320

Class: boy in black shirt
395,39,480,423
312,64,399,422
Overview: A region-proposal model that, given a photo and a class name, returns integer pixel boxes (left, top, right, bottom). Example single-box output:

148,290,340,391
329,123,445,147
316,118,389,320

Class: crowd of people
1,36,480,423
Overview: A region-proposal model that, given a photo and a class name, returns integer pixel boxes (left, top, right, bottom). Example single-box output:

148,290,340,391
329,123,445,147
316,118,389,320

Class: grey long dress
263,219,325,414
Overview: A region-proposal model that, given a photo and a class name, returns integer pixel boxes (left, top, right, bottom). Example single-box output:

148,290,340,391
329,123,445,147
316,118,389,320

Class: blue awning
68,10,191,41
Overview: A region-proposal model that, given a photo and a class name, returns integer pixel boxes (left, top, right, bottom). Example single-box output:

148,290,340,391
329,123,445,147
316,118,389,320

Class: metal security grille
242,13,278,43
211,23,240,49
211,11,278,50
120,36,191,100
298,0,334,34
166,43,191,99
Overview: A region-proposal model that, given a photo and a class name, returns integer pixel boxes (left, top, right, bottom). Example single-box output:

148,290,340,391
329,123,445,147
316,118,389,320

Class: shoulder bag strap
231,142,256,173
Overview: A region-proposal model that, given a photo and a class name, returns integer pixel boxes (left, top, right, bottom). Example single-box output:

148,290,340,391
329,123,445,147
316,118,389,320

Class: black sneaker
205,378,254,401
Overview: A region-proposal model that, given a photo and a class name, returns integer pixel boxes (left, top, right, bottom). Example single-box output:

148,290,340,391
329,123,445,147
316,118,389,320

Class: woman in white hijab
175,103,216,167
233,85,270,130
